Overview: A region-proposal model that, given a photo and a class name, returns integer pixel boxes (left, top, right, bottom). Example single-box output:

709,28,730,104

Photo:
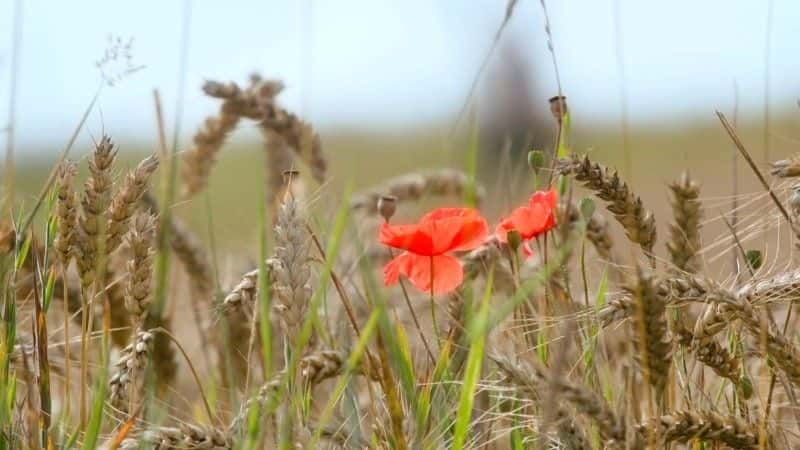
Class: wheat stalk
141,191,214,298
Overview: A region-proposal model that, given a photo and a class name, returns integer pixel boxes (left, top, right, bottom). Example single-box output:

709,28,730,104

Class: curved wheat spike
637,410,759,450
557,154,656,257
350,169,486,216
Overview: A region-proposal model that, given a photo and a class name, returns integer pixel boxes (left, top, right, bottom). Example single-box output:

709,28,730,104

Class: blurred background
1,0,799,256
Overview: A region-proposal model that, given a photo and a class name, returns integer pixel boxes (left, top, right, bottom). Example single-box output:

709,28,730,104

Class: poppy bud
528,150,545,174
377,195,397,222
549,95,567,123
506,229,522,252
282,169,300,186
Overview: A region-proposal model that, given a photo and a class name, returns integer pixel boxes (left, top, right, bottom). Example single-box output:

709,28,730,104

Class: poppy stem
386,247,437,365
429,255,440,345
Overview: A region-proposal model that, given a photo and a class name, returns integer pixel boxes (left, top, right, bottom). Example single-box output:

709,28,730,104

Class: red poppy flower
380,207,489,295
495,189,558,255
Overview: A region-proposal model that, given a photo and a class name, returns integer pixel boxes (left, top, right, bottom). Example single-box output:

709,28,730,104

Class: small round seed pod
549,95,568,123
282,169,300,186
528,150,545,174
378,195,397,222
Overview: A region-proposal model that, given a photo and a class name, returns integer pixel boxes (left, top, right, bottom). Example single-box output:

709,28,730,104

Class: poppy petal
419,207,489,253
383,252,463,295
529,188,558,209
379,223,434,255
511,205,552,238
522,241,535,258
384,251,413,286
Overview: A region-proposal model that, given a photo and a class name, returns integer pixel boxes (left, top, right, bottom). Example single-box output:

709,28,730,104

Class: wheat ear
124,213,156,330
230,350,361,435
254,80,326,184
273,195,312,340
350,169,486,215
771,155,800,178
75,135,117,290
626,267,672,402
638,410,759,449
180,79,261,197
107,154,159,253
557,154,656,257
121,423,233,450
667,171,703,273
54,161,78,267
108,330,153,411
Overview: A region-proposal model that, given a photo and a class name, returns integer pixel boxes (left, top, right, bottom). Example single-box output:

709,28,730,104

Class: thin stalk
716,111,793,226
152,327,218,427
3,0,23,218
386,247,435,365
450,0,519,138
61,263,70,425
429,255,440,346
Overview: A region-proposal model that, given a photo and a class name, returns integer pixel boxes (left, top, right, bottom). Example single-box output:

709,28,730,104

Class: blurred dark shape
479,41,551,172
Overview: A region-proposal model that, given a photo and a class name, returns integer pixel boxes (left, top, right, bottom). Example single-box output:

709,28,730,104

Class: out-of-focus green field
10,116,798,260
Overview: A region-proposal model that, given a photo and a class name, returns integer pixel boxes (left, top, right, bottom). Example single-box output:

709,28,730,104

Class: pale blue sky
1,0,798,153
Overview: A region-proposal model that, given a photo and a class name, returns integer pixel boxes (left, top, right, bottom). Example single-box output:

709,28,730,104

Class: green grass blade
258,174,272,380
309,310,380,447
452,268,494,450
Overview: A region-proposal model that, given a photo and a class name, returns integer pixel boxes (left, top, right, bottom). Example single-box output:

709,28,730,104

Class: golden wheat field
5,1,800,449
